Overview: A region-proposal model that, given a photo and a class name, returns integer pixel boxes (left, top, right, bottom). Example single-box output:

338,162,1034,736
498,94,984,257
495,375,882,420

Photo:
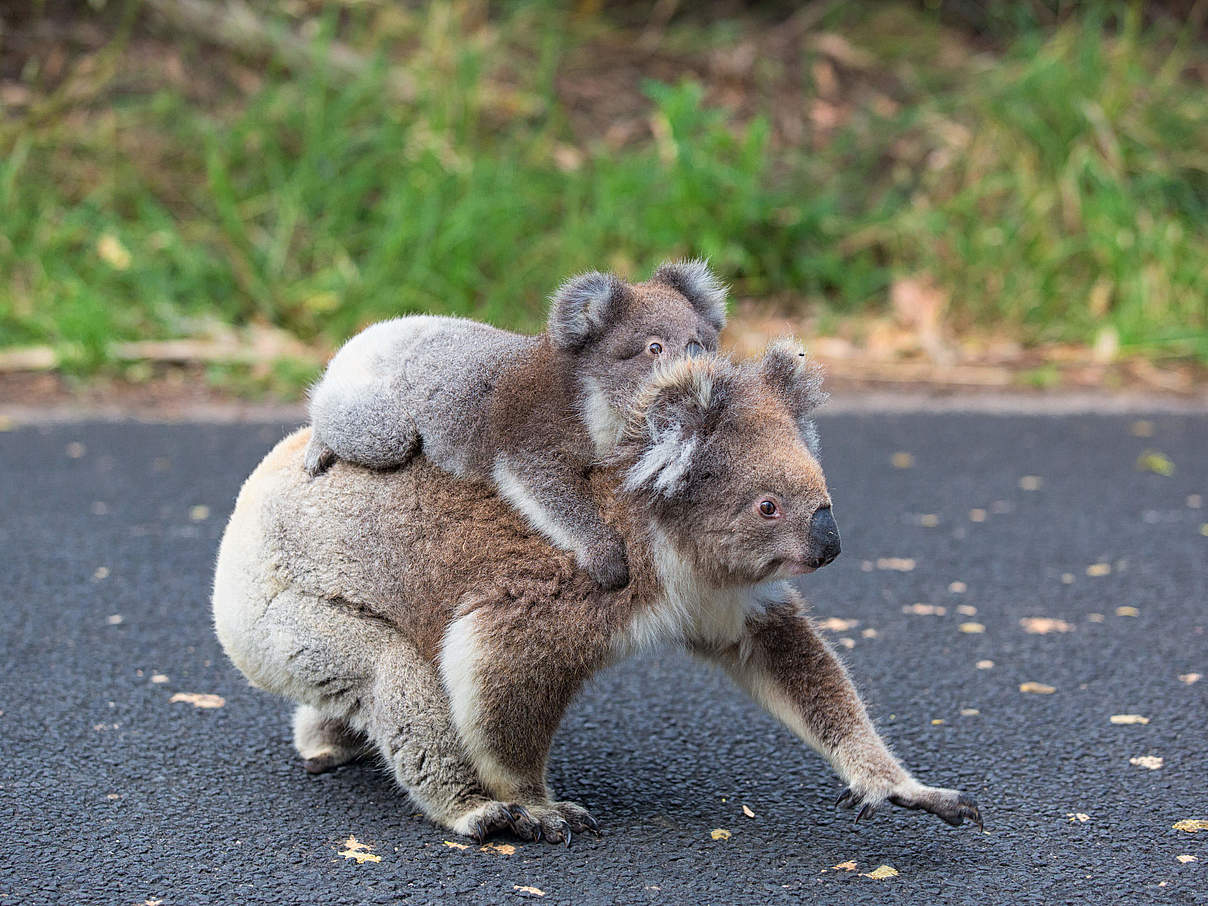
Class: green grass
1,1,1205,371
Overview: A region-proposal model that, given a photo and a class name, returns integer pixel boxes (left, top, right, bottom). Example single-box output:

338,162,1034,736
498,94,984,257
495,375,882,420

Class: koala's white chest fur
611,527,780,658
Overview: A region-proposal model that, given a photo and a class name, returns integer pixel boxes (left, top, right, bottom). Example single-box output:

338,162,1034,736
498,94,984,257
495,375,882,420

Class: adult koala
213,344,982,843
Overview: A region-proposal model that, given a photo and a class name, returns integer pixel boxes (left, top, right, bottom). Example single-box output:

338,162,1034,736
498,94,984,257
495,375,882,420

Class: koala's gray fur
304,260,727,589
213,347,983,844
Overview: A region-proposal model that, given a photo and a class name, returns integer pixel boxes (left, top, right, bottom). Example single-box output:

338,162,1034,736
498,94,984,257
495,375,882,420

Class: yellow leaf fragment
1087,613,1105,623
891,452,914,469
742,805,755,818
949,581,968,594
443,841,469,850
931,719,945,725
1061,573,1075,584
338,836,381,864
1018,475,1043,491
960,708,980,716
1178,673,1201,685
877,557,916,571
1109,714,1150,725
959,622,986,634
904,603,945,616
861,864,899,880
1129,755,1163,770
150,674,169,684
1020,617,1073,634
1066,813,1091,823
1176,855,1197,863
1116,606,1140,617
481,843,516,855
918,514,939,527
1201,523,1208,537
189,505,210,522
1020,682,1056,695
93,567,110,581
514,885,546,897
106,614,123,625
1086,563,1111,577
1172,819,1208,832
710,828,732,841
1136,450,1174,476
832,860,858,871
976,660,995,670
170,692,225,709
838,637,856,649
969,508,987,523
861,627,878,639
957,604,978,616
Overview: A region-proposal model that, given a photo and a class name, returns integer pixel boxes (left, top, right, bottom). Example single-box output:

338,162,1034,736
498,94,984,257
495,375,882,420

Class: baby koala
304,260,727,589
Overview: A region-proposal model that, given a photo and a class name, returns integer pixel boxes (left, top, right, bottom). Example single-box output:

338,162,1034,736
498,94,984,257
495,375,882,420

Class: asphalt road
1,414,1205,905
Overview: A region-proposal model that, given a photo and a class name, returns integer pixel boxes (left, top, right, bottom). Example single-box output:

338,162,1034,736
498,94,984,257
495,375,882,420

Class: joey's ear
650,258,727,332
620,356,734,498
758,339,828,453
548,271,628,350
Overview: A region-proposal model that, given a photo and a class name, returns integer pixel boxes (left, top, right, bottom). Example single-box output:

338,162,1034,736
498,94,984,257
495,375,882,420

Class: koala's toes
888,786,984,830
834,787,884,823
537,813,572,846
553,801,600,836
301,754,341,775
303,440,338,477
504,804,543,842
464,802,521,843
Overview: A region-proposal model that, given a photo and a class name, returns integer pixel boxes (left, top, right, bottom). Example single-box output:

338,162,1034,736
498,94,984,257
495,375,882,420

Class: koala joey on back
303,260,727,589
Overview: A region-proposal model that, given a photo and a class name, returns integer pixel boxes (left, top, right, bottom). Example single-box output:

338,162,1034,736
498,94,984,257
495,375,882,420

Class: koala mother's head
546,259,728,417
614,342,839,587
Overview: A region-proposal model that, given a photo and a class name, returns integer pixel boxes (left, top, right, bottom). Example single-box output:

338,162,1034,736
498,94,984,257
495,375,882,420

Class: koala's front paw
583,536,630,590
836,780,983,830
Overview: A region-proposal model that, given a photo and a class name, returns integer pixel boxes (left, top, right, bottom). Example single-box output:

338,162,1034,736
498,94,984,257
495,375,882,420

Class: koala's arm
491,453,629,589
701,595,983,829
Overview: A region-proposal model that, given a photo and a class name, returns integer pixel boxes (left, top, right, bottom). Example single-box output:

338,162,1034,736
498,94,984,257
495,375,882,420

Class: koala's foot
303,437,339,477
836,780,983,830
293,705,366,774
583,537,630,590
451,800,599,846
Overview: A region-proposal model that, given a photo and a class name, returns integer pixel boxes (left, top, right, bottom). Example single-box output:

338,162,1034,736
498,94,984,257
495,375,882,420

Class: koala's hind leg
293,705,368,774
307,376,421,476
364,639,589,843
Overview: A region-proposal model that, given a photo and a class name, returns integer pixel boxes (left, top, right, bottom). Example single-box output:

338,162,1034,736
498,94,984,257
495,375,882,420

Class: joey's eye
686,340,704,358
758,499,779,519
648,341,663,355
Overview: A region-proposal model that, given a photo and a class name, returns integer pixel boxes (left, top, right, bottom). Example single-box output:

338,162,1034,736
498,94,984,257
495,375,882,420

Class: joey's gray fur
305,260,727,589
214,348,983,845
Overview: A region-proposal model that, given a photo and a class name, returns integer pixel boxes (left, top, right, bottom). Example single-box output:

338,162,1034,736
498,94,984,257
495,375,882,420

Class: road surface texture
1,414,1205,905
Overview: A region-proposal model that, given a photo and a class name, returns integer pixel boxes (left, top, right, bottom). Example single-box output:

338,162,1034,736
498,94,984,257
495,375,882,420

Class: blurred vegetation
1,0,1206,378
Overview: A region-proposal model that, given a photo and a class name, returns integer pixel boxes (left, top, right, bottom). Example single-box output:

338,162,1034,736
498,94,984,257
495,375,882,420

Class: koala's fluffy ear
758,339,828,453
548,271,628,350
619,356,734,498
651,259,728,331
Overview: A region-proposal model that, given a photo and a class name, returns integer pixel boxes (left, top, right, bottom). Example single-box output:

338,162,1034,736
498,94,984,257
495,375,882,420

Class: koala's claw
303,438,338,477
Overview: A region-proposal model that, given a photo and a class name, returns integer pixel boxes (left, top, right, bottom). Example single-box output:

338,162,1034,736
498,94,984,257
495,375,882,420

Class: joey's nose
807,506,841,569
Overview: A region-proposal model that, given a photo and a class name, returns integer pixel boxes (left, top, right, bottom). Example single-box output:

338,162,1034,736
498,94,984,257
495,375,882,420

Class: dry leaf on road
710,828,731,841
1129,756,1163,770
514,885,546,897
1109,715,1150,725
170,692,225,709
1172,819,1208,832
337,836,381,864
861,865,899,880
1020,617,1073,634
1019,682,1056,694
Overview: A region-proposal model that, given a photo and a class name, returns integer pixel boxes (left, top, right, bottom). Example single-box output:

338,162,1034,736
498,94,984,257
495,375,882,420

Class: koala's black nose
807,506,841,569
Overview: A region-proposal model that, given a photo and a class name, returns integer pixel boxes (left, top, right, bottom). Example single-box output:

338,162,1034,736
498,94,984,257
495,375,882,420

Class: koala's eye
758,499,780,519
686,340,704,358
648,341,663,356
